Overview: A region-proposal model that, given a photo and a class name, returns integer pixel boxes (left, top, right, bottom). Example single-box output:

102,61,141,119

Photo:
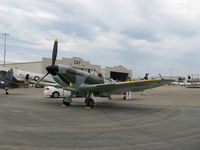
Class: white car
44,86,71,98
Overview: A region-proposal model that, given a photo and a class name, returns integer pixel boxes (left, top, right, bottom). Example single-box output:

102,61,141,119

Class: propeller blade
33,72,49,87
58,73,71,85
52,39,58,66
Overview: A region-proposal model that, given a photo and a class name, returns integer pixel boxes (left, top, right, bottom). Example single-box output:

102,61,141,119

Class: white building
1,57,133,81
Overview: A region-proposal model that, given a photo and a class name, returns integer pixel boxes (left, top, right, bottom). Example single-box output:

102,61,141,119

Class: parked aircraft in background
0,67,55,82
35,39,174,108
0,68,28,94
0,67,55,87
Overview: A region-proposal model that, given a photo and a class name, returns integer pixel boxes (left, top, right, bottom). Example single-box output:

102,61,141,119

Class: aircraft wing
79,79,174,94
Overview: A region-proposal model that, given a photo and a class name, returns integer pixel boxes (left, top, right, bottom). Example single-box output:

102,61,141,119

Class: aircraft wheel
62,98,71,106
65,102,71,106
63,101,70,106
85,98,94,108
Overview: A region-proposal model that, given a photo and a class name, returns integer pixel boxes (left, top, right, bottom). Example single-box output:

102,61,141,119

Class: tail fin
3,68,14,83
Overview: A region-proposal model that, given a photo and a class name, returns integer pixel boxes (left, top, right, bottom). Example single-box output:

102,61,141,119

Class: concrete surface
0,86,200,150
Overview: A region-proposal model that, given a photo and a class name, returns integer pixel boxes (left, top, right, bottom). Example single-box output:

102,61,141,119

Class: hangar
1,57,132,81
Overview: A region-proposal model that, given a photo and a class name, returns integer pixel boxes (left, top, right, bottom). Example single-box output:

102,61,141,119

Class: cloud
0,0,200,77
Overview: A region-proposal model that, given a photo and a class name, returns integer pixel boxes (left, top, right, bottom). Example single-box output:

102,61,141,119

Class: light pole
1,33,10,68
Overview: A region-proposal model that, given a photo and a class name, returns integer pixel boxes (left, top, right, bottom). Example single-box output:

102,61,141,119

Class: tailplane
2,68,14,83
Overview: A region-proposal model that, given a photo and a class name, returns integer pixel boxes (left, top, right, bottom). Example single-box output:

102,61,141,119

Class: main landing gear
85,92,94,108
62,94,95,108
85,97,94,108
62,95,72,106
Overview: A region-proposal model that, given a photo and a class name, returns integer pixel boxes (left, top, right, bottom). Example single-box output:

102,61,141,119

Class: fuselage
0,67,54,83
49,64,104,88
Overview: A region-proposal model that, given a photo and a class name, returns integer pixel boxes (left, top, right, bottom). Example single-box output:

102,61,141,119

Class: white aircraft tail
3,68,14,83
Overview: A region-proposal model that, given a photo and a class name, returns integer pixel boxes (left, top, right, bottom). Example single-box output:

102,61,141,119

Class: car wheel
51,91,60,98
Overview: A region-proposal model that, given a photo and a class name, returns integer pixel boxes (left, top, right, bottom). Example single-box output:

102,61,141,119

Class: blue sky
0,0,200,77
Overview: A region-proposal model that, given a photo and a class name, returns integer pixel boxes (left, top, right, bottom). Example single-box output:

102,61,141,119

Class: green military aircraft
36,39,173,108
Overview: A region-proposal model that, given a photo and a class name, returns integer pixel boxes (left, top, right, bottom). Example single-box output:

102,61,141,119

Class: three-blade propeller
34,39,58,86
52,39,58,66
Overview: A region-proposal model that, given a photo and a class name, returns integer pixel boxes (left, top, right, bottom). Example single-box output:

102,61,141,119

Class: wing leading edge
79,79,173,94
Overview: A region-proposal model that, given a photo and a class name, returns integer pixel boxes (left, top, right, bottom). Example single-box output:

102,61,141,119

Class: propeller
33,39,58,87
52,39,58,66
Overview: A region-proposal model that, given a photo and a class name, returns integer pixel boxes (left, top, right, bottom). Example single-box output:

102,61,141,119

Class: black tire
63,99,71,106
51,91,60,98
63,102,71,106
85,98,94,108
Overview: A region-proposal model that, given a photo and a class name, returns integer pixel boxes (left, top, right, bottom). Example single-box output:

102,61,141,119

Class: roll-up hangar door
110,71,129,82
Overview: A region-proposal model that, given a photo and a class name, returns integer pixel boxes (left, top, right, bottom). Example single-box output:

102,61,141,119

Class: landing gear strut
85,97,94,108
84,92,94,108
63,101,71,106
63,95,72,106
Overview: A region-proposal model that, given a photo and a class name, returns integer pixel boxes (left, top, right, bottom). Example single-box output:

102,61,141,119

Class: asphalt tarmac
0,86,200,150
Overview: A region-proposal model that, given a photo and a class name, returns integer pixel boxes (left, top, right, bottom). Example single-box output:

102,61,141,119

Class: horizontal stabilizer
3,68,13,83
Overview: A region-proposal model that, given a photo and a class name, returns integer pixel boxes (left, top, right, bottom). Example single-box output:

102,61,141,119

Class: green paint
63,95,72,103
